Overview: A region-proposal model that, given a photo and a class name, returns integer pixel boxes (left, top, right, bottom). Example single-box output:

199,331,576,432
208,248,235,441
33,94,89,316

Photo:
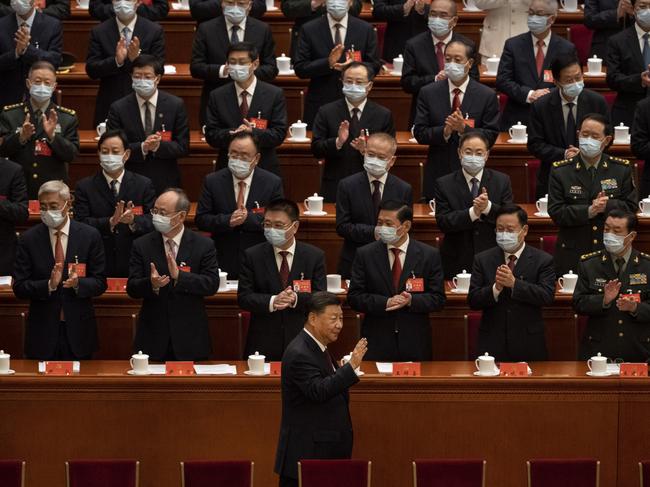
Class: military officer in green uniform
548,113,637,276
573,209,650,362
0,60,78,199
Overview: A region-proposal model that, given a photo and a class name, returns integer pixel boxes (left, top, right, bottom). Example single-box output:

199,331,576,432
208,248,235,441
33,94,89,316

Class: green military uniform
548,153,637,276
574,249,650,362
0,101,79,199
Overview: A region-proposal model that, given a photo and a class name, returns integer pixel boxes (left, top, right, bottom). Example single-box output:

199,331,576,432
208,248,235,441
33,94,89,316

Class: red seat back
602,92,617,111
414,459,485,487
526,159,541,203
67,460,138,487
568,25,594,66
238,311,251,359
498,93,508,114
539,235,557,256
465,312,482,360
375,24,386,61
528,459,599,487
182,461,253,487
299,460,370,487
0,461,24,487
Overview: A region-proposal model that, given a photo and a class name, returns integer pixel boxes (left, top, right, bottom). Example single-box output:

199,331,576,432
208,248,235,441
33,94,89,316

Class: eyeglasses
150,208,179,217
262,221,295,230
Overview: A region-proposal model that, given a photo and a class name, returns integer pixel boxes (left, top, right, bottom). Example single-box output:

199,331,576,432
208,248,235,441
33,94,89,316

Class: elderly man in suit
312,62,395,202
86,0,165,127
528,53,611,199
468,204,556,362
294,0,381,126
89,0,168,21
196,132,284,279
190,0,265,23
496,0,577,130
238,199,327,360
414,38,500,200
106,54,189,194
74,129,156,277
473,0,530,63
0,157,28,276
335,132,412,278
190,3,277,125
204,42,287,176
0,0,62,107
274,291,368,487
433,132,513,279
127,187,220,361
13,180,107,360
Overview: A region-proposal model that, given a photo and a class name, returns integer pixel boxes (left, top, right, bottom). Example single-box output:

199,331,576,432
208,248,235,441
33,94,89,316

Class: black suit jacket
294,15,381,126
348,238,445,361
238,240,327,360
528,87,610,198
189,0,266,23
86,16,165,126
606,25,649,126
631,96,650,198
195,167,283,279
12,220,107,359
468,245,556,362
190,16,278,124
371,0,427,60
89,0,169,20
0,0,70,19
496,32,577,129
335,171,412,278
584,0,632,62
433,168,513,279
74,170,156,277
0,158,27,275
0,12,62,107
127,228,220,360
205,80,287,176
274,329,359,480
401,31,479,125
311,98,395,202
106,90,189,194
414,78,500,200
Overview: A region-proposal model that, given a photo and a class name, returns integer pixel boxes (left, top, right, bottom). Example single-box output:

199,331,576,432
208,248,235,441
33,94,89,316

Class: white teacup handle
587,359,593,371
452,277,458,288
304,199,310,211
289,126,295,137
429,200,435,212
508,127,515,138
475,358,480,371
129,357,134,369
536,200,542,212
640,201,645,212
558,277,564,290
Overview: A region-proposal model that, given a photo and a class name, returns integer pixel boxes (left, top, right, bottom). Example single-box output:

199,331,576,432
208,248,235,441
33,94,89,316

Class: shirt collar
304,328,327,352
235,76,257,98
636,21,650,38
327,13,348,30
103,168,125,186
116,15,137,34
345,96,368,114
559,87,579,105
611,246,633,264
30,98,50,114
225,16,247,32
16,8,36,28
135,89,159,108
432,30,453,44
49,215,71,238
504,242,526,261
449,75,470,94
462,168,483,184
388,234,410,253
232,168,255,189
367,171,388,186
274,237,296,256
531,29,552,48
162,225,185,250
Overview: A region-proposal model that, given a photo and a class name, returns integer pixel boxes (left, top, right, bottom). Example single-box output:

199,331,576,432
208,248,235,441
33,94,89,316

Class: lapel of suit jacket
127,93,147,140
479,168,492,194
549,90,568,147
459,79,476,118
425,33,440,72
626,26,646,71
39,223,55,270
154,231,171,274
357,173,376,222
399,239,421,290
455,169,473,206
65,220,79,278
132,16,147,44
441,79,452,115
545,34,561,69
175,228,193,267
30,12,42,45
247,169,264,208
574,158,594,193
375,242,394,293
512,244,533,278
318,17,335,54
263,242,284,292
600,251,618,282
93,170,117,207
358,101,375,132
248,82,265,120
153,90,167,133
227,83,244,123
117,170,134,201
215,16,230,48
300,330,332,376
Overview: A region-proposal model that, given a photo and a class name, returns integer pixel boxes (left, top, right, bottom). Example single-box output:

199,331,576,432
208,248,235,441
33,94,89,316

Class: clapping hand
603,279,621,306
150,262,170,290
348,337,368,369
42,109,58,141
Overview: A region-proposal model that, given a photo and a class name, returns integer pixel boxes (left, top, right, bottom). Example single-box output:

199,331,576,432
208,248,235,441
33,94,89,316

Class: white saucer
244,370,269,376
638,213,650,218
286,137,310,143
473,370,499,377
558,289,574,294
533,212,549,217
328,288,346,294
390,71,402,77
612,140,630,145
450,288,468,294
483,71,497,76
278,69,295,76
127,370,151,376
0,370,15,375
304,210,327,216
428,211,436,216
559,8,579,12
586,371,612,377
584,72,605,77
356,371,365,376
93,136,100,141
463,7,481,11
408,137,418,143
266,5,279,10
507,138,527,144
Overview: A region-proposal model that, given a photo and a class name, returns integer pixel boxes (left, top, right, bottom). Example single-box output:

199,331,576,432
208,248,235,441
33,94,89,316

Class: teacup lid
591,55,602,61
277,52,290,60
617,122,629,129
478,352,493,360
393,54,403,61
307,192,323,200
249,351,265,359
292,119,306,127
591,352,607,361
457,269,471,277
133,350,148,359
0,350,8,357
563,270,576,278
512,121,526,129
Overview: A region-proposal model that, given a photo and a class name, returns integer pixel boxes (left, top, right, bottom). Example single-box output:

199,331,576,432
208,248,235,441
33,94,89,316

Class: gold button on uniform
592,226,597,231
619,332,624,337
32,174,37,179
32,163,37,168
593,239,598,244
618,320,623,324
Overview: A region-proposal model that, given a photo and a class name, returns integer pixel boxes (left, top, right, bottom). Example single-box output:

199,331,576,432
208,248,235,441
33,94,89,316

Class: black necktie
588,165,596,181
231,25,239,44
110,180,118,200
144,101,153,136
566,102,576,147
372,180,381,214
644,33,650,68
470,177,479,198
323,349,335,375
616,257,626,278
334,23,342,46
349,107,360,139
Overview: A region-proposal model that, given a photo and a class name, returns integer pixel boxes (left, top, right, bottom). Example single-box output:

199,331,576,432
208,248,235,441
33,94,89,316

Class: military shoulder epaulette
552,158,572,168
609,156,630,166
56,105,76,116
2,102,24,111
580,250,603,261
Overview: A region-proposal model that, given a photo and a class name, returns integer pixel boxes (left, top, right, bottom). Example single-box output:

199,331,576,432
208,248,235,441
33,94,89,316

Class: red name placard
45,361,73,375
393,362,421,376
270,362,281,376
499,363,529,377
106,278,127,292
165,361,194,375
28,200,40,214
620,363,648,377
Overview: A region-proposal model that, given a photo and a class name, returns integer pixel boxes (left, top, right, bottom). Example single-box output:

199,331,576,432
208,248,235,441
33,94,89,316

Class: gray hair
368,132,398,155
162,187,191,213
531,0,559,14
38,180,70,200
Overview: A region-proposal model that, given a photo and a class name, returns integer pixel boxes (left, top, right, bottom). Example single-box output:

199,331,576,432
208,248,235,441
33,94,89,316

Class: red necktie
507,254,517,271
279,251,290,288
236,181,245,209
436,41,445,72
535,39,545,78
452,88,461,113
240,90,249,119
54,231,64,265
391,248,402,292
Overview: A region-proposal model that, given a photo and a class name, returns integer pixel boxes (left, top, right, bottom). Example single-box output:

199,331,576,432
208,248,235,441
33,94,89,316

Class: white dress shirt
15,8,35,31
387,235,409,270
345,97,367,118
448,76,470,109
162,225,185,258
304,327,327,352
367,171,388,198
103,168,125,195
493,242,526,301
328,13,348,44
116,15,137,41
234,76,257,116
232,169,255,206
269,238,298,312
636,22,650,56
463,168,492,221
431,30,453,49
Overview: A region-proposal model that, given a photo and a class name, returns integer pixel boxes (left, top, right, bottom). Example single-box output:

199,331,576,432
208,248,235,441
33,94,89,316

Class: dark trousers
279,476,298,487
51,321,91,360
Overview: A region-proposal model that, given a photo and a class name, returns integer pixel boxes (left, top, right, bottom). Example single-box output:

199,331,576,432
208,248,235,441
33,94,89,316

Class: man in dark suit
238,199,327,360
468,204,556,362
127,188,220,361
549,113,637,276
106,55,189,194
606,1,650,126
433,132,513,279
336,132,412,278
495,0,576,130
89,0,168,21
86,2,165,127
529,54,611,199
12,181,107,360
0,0,70,19
274,291,368,487
372,0,427,61
574,209,650,362
348,200,445,361
0,1,62,107
401,0,479,126
294,0,381,127
584,0,633,62
0,61,79,199
190,0,265,24
205,42,287,176
196,132,283,279
190,5,278,125
312,62,395,202
414,38,500,200
0,157,28,276
631,95,650,198
74,129,156,277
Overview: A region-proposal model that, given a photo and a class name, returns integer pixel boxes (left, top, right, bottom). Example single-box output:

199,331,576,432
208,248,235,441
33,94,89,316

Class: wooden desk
3,360,648,487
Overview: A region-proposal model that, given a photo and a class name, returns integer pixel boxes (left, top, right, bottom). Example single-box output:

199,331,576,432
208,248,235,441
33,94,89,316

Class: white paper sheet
194,364,237,375
0,276,11,286
376,362,393,374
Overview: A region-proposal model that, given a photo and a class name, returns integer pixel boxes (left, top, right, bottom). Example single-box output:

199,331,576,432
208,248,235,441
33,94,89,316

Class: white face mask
40,203,67,229
363,155,389,178
29,84,54,104
228,64,251,82
11,0,32,16
228,157,253,179
460,154,485,176
496,229,522,253
376,225,402,245
132,78,157,98
152,213,178,234
113,0,136,20
603,232,629,255
99,153,125,173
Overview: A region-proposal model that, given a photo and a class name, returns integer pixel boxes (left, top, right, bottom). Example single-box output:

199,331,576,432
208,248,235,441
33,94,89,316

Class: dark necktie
536,39,545,77
566,102,576,147
507,254,517,271
372,180,381,215
231,25,240,44
240,90,249,119
452,88,461,113
334,23,342,46
588,165,596,181
616,257,626,278
470,177,479,199
391,247,402,292
349,107,360,139
110,180,118,200
435,41,445,71
144,101,153,136
644,33,650,68
323,349,335,374
33,109,42,126
279,250,290,288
